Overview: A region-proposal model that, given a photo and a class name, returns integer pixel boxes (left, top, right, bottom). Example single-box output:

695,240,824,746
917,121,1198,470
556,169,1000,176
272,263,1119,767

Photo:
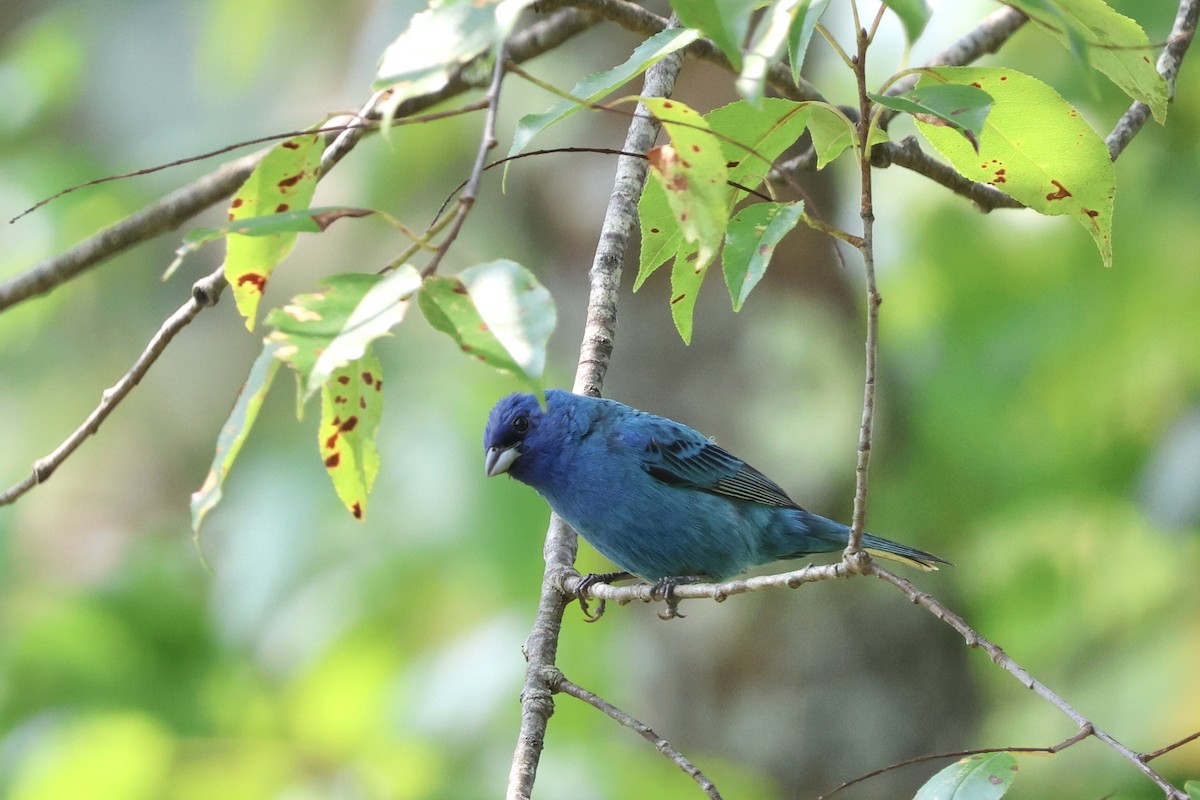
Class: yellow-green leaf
191,342,283,537
418,259,556,390
224,133,323,330
669,241,704,344
915,67,1115,268
807,103,888,168
1007,0,1169,122
639,97,728,272
722,200,804,310
915,752,1017,800
319,354,383,521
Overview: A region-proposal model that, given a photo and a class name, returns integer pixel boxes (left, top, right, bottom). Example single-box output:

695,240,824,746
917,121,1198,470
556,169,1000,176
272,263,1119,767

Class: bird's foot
650,575,705,620
575,571,634,622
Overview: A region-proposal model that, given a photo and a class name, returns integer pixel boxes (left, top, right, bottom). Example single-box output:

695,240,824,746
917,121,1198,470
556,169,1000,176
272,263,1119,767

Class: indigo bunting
484,390,948,615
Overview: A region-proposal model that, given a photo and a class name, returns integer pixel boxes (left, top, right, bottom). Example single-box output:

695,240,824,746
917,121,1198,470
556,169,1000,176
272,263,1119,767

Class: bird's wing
635,419,798,508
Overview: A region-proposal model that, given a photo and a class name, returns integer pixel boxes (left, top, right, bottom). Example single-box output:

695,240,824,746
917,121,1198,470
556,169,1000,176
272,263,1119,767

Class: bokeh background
1,0,1197,798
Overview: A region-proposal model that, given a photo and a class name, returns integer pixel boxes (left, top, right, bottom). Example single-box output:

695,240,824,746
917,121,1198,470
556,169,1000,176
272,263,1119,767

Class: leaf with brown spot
722,200,804,311
222,133,323,330
913,751,1016,799
319,355,382,521
915,67,1114,267
265,267,422,411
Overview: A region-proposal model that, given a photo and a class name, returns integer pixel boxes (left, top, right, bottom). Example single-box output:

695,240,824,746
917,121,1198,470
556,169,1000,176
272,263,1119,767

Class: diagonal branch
506,28,687,800
871,565,1190,800
550,669,723,799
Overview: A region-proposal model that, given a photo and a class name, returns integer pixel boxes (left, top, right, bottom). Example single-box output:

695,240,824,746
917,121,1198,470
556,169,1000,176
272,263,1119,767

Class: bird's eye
513,415,530,433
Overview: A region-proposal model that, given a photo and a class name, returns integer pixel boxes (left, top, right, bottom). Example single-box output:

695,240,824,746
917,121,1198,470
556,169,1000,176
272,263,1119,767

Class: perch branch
549,668,723,799
506,28,687,800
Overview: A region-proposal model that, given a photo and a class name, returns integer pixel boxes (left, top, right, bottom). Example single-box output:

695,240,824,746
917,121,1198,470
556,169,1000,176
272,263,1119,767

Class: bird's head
483,392,546,480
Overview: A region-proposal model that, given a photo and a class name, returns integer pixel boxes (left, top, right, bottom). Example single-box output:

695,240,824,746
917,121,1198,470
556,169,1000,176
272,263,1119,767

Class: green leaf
722,200,804,310
915,67,1115,267
168,207,376,279
670,0,755,71
669,242,704,344
914,752,1017,800
508,27,699,160
265,267,422,408
319,354,383,521
807,103,888,168
635,178,682,290
869,84,993,148
224,132,323,331
1184,779,1200,800
640,97,729,272
374,0,533,95
190,342,283,537
418,259,556,389
1006,0,1169,122
738,0,806,105
882,0,931,43
706,97,812,189
787,0,831,84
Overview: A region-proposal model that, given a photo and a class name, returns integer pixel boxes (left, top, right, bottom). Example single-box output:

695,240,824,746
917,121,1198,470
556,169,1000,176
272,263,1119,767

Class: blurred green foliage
0,1,1197,798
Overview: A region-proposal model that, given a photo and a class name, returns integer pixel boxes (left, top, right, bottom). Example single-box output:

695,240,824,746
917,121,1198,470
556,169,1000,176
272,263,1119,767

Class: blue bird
484,390,948,616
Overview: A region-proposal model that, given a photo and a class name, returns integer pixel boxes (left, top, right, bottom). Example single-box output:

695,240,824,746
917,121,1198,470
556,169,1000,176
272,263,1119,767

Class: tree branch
1106,0,1199,158
871,566,1190,800
0,7,598,314
550,669,723,799
505,28,686,800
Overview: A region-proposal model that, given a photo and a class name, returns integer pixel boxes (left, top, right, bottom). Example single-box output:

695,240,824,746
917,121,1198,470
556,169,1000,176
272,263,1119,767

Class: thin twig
844,6,879,564
819,727,1094,799
1143,728,1200,762
419,47,509,278
871,566,1189,800
506,27,687,800
550,669,723,799
0,266,226,506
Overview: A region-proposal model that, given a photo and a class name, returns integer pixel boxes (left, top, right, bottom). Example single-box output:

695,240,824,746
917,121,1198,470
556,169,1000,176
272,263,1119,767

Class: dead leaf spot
281,141,301,150
325,452,341,468
231,198,244,209
1046,180,1071,201
662,100,674,109
337,375,351,385
362,372,374,386
461,343,473,353
275,203,290,213
237,273,267,292
352,502,363,520
690,144,701,153
278,172,305,189
359,396,366,409
325,432,339,449
452,284,469,295
335,395,347,405
340,416,359,432
649,227,661,234
670,293,686,304
1084,208,1099,218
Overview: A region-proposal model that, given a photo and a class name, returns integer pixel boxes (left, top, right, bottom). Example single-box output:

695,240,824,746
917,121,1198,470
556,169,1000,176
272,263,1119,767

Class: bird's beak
485,445,520,477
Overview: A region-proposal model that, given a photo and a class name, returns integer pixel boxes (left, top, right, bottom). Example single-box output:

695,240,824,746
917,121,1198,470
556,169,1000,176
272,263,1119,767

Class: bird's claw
650,575,703,620
574,571,633,622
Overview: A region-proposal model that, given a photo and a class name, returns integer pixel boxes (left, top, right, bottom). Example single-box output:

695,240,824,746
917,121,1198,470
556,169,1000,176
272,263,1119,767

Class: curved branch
506,29,687,800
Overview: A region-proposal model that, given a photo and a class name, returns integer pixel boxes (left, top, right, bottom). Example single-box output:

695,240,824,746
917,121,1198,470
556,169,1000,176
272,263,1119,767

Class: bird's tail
859,532,950,571
782,509,951,571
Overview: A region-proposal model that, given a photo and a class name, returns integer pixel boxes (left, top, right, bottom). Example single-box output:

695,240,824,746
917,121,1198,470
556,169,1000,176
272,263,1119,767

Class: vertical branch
846,10,882,564
505,32,686,800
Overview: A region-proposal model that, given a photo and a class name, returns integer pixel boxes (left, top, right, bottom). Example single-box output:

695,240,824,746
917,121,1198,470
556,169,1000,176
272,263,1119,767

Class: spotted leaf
722,200,804,311
914,752,1017,800
915,67,1115,267
319,355,383,521
224,133,323,330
